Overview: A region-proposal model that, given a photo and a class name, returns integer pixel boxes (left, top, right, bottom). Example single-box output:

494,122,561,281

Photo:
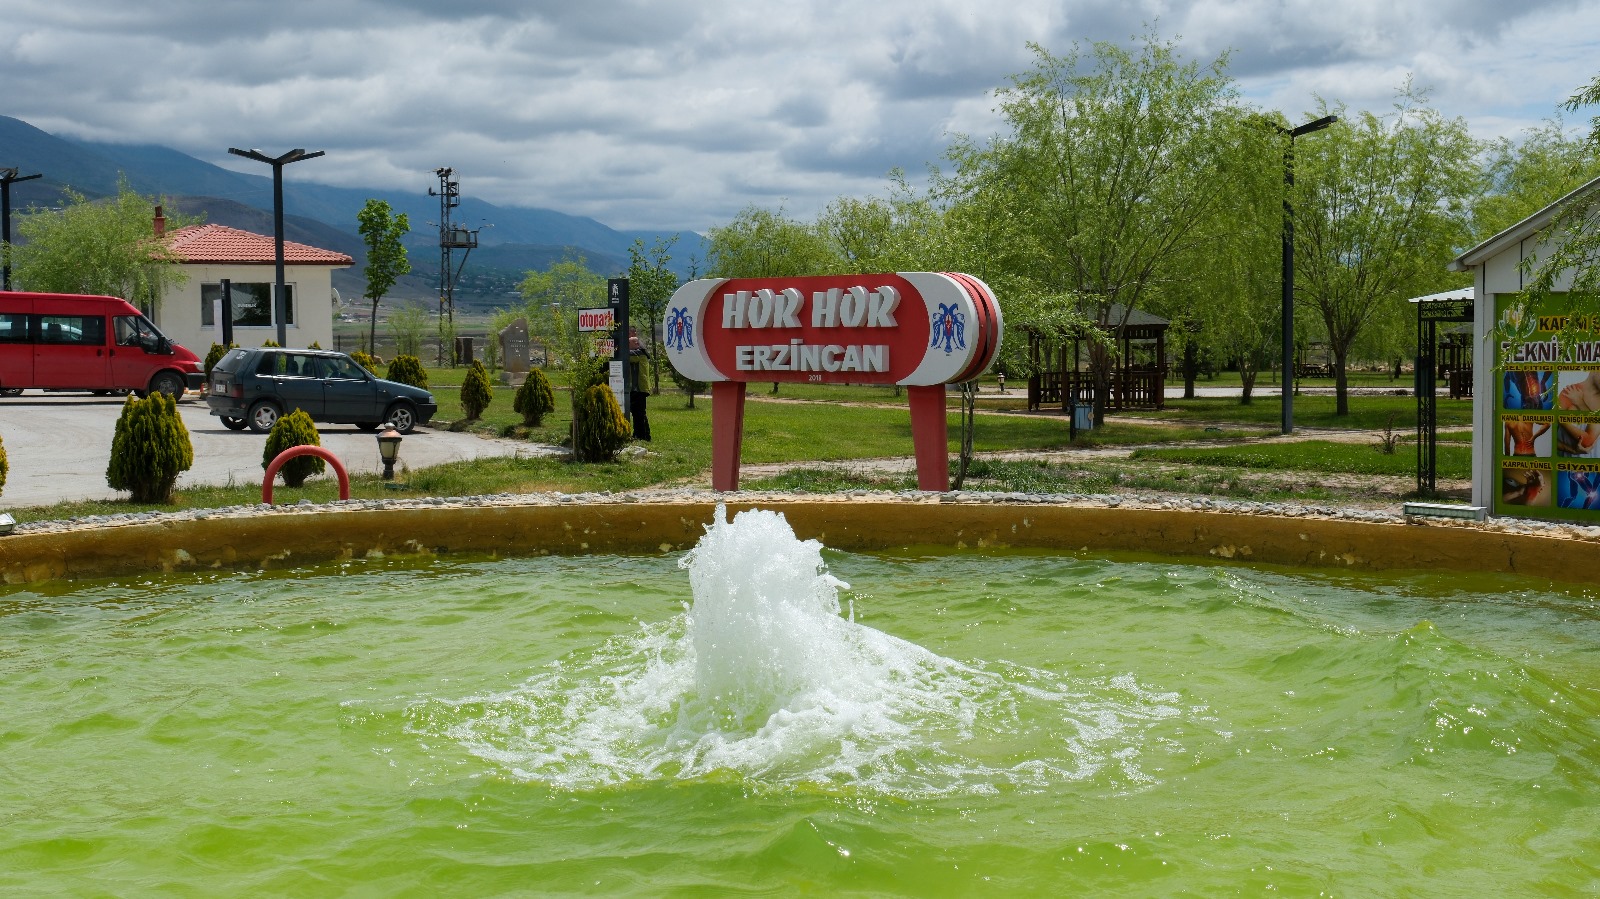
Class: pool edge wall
0,501,1579,586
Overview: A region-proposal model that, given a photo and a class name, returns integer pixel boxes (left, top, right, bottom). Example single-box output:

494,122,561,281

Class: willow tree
951,35,1239,423
704,205,838,278
1292,89,1481,415
1518,74,1600,328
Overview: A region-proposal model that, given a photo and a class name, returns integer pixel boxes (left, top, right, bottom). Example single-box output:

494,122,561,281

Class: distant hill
0,114,705,304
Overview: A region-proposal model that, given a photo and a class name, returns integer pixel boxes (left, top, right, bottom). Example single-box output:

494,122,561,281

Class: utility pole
429,168,478,365
1,167,43,291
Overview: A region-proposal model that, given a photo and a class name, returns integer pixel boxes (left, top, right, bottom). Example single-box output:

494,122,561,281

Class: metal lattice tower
429,167,478,363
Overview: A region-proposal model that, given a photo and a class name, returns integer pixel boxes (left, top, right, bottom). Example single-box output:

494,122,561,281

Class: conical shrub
350,350,379,373
0,433,8,497
513,369,556,427
204,342,236,376
574,384,631,462
461,359,493,420
262,408,326,488
106,393,193,503
385,354,428,389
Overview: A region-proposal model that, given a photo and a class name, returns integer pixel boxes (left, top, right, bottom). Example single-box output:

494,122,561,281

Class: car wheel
354,421,380,432
148,371,186,398
247,400,282,433
221,416,249,431
384,402,418,434
0,387,21,397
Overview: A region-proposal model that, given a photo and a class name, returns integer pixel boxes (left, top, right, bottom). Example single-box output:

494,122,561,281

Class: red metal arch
262,445,349,504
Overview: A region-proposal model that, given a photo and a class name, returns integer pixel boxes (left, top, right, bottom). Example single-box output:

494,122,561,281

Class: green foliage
203,342,236,375
705,205,838,277
627,236,680,393
1516,77,1600,335
308,341,322,350
1476,118,1600,240
573,384,632,462
262,408,325,488
261,339,281,348
519,253,607,368
513,369,556,427
0,432,7,497
460,360,493,420
666,359,708,409
357,199,412,353
385,354,429,389
1293,86,1481,413
7,177,194,311
387,303,429,358
106,393,193,503
349,349,379,372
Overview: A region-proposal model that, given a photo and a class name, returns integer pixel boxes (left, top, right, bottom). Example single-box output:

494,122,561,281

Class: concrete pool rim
4,490,1597,586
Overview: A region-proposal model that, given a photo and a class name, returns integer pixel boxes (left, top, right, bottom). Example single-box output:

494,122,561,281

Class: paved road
0,392,558,509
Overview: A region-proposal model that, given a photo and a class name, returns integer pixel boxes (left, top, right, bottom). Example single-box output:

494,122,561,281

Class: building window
201,282,296,327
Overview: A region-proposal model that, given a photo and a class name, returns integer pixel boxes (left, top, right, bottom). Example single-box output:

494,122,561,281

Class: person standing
628,328,651,441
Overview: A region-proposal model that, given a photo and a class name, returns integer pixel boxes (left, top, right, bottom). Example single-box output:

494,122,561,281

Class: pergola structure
1026,304,1170,413
1410,287,1475,496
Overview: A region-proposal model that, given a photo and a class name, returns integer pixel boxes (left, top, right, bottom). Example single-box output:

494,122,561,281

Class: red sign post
662,273,1002,491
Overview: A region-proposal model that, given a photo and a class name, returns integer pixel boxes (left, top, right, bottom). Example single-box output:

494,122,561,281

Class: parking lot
0,391,558,509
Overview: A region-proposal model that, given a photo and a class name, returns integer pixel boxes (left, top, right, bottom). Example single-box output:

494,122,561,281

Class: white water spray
420,504,1184,796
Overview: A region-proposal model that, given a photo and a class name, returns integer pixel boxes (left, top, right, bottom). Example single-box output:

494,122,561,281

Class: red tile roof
164,224,352,266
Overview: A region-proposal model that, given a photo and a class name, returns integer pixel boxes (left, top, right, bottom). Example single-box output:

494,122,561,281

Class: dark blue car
205,347,437,434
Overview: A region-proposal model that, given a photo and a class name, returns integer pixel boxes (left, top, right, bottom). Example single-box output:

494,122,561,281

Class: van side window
0,312,28,343
37,315,105,346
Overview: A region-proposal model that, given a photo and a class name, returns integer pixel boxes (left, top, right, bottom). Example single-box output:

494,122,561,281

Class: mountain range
0,115,705,309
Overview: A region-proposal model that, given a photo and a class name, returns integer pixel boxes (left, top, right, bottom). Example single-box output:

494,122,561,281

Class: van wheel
221,416,249,431
383,402,418,434
247,401,282,433
148,371,186,398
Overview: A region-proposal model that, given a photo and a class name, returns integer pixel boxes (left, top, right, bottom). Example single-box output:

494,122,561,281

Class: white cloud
1,0,1597,230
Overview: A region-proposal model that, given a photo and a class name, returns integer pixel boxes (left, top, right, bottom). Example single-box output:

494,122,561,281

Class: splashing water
418,505,1188,797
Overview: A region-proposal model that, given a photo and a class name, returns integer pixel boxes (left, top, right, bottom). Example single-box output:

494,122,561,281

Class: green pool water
4,508,1599,896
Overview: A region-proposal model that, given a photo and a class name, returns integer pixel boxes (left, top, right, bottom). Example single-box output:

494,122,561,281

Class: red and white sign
662,273,1001,387
661,273,1004,493
578,307,616,332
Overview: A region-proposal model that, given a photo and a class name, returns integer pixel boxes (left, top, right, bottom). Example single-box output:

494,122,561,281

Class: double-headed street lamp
1,167,43,291
1278,114,1337,435
227,147,324,345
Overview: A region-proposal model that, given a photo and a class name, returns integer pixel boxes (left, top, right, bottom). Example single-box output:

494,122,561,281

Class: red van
0,292,203,397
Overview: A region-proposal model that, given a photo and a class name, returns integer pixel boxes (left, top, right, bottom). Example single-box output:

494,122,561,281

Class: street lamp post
227,147,324,345
1279,115,1337,435
1,167,43,291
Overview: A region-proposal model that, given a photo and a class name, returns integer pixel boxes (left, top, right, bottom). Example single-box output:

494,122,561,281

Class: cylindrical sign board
663,273,1002,387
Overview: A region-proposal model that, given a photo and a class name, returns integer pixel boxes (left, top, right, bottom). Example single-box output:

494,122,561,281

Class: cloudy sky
3,0,1598,232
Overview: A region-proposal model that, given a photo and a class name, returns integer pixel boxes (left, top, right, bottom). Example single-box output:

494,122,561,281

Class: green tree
106,393,193,503
385,354,429,389
513,369,556,427
705,205,839,278
387,302,429,358
1293,88,1481,414
262,409,325,488
1517,77,1600,327
0,433,8,498
626,236,680,394
7,178,192,312
460,359,493,420
519,253,607,368
948,35,1239,423
357,199,411,354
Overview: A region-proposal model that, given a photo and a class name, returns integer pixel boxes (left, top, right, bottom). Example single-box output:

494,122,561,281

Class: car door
262,351,325,418
317,355,380,421
34,310,110,389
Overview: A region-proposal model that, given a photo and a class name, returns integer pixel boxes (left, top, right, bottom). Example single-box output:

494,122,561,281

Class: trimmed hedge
385,354,428,389
263,408,326,488
106,393,193,503
460,360,493,420
574,384,631,462
514,369,556,427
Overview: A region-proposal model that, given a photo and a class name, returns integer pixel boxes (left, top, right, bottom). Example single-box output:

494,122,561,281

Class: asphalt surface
0,391,559,509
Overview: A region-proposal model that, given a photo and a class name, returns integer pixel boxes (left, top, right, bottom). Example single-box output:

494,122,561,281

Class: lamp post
376,423,403,481
1,167,43,291
1278,114,1337,435
226,147,324,346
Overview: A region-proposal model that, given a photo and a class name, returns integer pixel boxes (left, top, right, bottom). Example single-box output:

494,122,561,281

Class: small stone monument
499,317,530,384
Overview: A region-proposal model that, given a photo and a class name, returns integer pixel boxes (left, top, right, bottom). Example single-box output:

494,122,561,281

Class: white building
1449,175,1600,520
156,220,352,353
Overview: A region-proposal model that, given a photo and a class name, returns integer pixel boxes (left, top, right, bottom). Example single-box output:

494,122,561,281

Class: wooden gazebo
1027,304,1170,412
